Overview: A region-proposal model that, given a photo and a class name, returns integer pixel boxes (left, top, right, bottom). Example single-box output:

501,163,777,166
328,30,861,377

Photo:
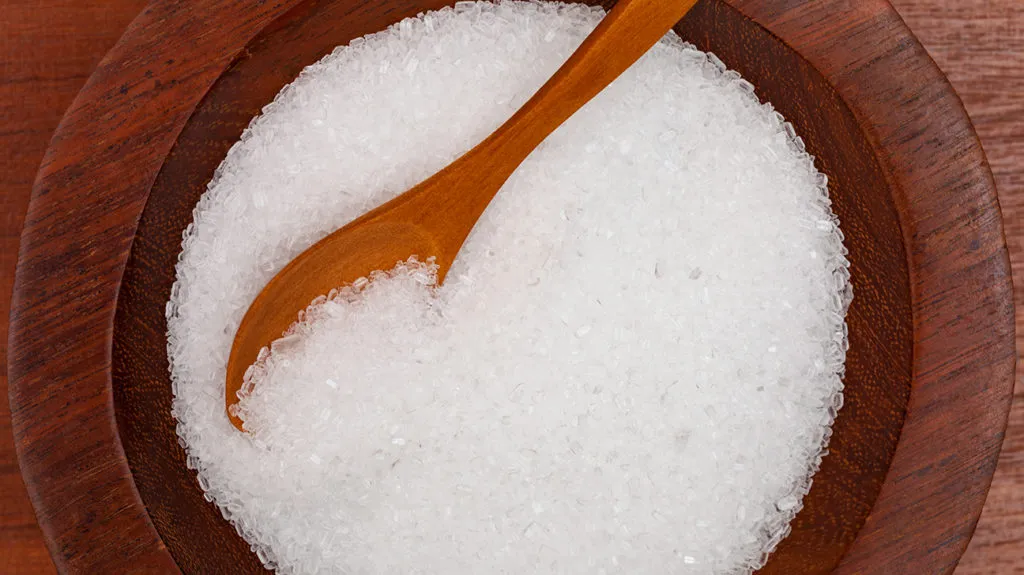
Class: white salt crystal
776,494,800,511
166,2,851,574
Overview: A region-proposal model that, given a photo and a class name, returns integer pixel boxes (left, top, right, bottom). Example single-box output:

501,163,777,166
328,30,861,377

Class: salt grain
167,2,851,574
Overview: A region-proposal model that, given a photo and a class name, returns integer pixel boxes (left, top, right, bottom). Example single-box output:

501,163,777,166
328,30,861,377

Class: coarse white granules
167,2,852,574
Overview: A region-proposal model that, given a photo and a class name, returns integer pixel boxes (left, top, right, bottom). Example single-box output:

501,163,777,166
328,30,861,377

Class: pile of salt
167,2,851,573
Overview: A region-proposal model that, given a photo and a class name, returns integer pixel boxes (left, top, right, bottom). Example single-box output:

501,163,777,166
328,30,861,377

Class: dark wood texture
3,1,1015,574
0,1,148,573
6,1,315,572
894,2,1024,572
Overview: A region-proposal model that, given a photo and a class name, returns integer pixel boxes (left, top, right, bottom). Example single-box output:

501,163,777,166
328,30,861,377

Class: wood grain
892,1,1024,573
1,0,1020,573
5,1,310,572
0,1,147,573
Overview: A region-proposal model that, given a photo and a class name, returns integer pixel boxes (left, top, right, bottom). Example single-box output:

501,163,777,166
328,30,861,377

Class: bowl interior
111,0,912,572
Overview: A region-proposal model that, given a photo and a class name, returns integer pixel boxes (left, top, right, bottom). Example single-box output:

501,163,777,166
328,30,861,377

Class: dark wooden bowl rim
8,0,1014,573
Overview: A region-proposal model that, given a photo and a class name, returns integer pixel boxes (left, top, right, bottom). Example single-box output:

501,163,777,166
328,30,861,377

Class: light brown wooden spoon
226,0,699,430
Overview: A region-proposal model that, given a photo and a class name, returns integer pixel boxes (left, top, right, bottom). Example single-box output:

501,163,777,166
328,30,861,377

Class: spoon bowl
224,0,699,428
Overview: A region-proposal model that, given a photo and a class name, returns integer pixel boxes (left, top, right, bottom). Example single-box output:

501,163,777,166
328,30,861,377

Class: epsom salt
167,2,851,574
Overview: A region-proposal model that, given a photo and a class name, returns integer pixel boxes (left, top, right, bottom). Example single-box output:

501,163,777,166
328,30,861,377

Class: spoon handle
398,0,700,259
223,0,701,427
481,0,699,168
385,0,700,275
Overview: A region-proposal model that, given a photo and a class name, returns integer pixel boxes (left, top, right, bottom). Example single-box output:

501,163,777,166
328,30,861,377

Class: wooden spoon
226,0,699,430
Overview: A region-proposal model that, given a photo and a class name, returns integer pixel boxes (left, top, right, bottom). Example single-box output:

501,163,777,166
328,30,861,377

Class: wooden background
0,0,1019,572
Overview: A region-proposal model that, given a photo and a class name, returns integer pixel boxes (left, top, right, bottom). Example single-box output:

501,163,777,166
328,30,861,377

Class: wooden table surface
1,0,1020,573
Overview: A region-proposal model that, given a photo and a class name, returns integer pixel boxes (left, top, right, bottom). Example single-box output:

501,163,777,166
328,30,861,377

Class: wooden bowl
8,0,1014,573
